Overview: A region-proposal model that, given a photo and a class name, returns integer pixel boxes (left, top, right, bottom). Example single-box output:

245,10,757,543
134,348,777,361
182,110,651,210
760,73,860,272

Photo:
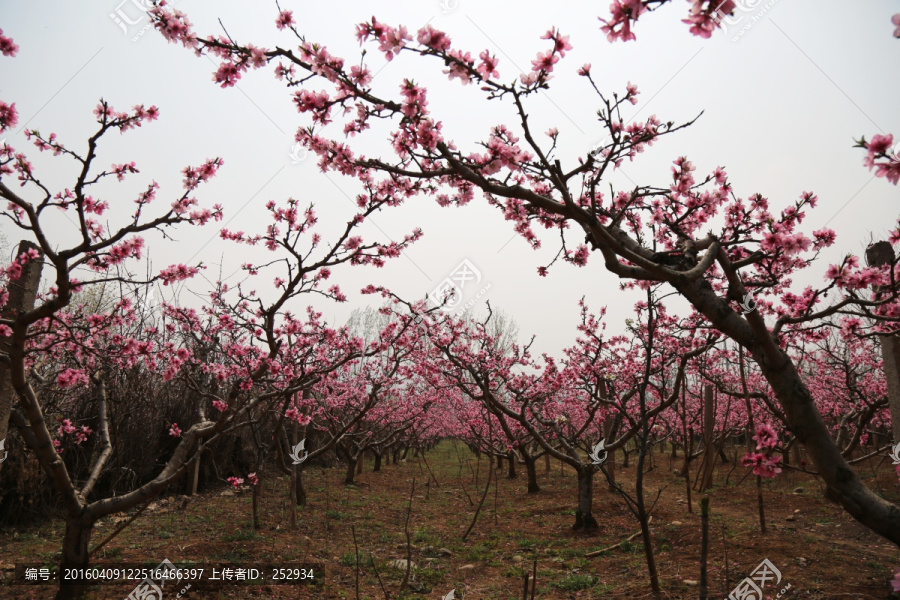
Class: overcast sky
1,0,898,356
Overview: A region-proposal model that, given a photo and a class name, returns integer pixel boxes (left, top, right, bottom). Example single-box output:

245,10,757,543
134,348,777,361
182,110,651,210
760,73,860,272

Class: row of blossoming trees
147,0,900,559
1,2,899,598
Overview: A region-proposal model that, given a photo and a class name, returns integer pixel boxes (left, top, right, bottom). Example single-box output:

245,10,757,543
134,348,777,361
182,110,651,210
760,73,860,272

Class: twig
494,466,499,525
324,467,331,532
416,454,426,476
420,450,440,487
463,456,493,541
453,442,465,479
721,523,729,594
370,552,390,600
474,453,480,487
89,498,154,556
352,525,361,600
700,497,709,600
531,557,537,600
400,478,415,593
459,475,476,507
584,516,653,557
755,474,767,534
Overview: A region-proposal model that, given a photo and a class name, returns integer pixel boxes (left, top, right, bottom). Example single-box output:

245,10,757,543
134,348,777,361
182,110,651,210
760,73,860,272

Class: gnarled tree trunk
345,457,357,485
678,275,900,545
56,514,94,600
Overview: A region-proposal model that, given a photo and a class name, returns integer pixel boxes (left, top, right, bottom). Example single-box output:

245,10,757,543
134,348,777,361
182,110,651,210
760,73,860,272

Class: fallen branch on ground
585,516,653,558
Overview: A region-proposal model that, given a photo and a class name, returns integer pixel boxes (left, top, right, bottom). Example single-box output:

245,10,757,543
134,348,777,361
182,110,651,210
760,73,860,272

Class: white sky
1,0,898,356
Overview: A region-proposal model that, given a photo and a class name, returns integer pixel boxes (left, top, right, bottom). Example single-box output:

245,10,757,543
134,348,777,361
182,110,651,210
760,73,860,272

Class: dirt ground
2,440,899,599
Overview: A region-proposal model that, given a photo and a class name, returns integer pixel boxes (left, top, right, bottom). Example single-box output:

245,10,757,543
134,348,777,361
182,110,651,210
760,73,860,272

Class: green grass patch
222,528,262,542
339,552,375,567
555,573,598,591
463,541,494,562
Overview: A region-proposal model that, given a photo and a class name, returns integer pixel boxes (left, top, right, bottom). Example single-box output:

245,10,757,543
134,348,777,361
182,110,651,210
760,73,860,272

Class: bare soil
2,441,898,599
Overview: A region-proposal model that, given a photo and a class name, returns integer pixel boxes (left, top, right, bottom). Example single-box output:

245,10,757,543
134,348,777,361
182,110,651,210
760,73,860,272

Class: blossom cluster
742,423,782,478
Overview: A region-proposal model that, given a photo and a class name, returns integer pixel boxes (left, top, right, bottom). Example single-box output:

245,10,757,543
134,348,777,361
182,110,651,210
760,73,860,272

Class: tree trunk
603,417,618,490
635,438,661,595
290,422,307,509
0,240,43,478
373,452,382,472
698,385,716,492
573,467,598,531
344,458,357,485
289,459,297,527
674,269,900,544
524,454,539,493
637,502,659,594
718,446,729,463
750,340,900,544
680,430,693,477
755,475,767,534
356,453,364,474
681,386,693,513
867,242,900,444
699,496,710,600
189,453,201,495
507,451,516,479
56,515,93,600
295,467,307,506
252,481,260,529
